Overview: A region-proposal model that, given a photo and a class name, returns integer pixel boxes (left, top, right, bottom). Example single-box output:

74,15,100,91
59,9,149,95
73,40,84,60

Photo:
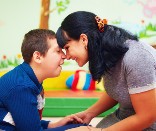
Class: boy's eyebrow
54,45,60,49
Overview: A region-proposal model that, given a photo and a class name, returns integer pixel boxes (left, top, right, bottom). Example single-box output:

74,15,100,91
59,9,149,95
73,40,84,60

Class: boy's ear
80,34,88,47
32,51,42,63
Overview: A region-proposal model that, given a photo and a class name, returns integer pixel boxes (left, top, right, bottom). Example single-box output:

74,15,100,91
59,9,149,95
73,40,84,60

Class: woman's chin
78,62,85,67
78,60,88,67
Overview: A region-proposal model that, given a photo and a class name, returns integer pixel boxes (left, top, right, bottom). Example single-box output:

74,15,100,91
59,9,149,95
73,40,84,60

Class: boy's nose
60,50,66,59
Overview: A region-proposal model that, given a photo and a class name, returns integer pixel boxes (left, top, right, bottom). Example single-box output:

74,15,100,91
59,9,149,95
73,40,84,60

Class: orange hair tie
95,16,107,32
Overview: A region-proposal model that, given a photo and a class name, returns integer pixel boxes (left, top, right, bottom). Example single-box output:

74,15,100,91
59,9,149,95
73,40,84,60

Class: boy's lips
60,61,64,66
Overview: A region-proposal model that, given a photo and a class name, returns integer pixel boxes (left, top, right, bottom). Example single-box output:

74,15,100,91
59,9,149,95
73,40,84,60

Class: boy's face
42,38,65,78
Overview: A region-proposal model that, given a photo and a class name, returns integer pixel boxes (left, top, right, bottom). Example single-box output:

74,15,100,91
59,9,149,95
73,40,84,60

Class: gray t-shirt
104,40,156,130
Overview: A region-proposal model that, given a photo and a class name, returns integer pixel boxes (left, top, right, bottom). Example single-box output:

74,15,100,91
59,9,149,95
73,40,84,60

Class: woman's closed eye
64,46,69,51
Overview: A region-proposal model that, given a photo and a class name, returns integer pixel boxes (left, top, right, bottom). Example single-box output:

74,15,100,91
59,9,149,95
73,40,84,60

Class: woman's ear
32,51,42,63
80,33,88,47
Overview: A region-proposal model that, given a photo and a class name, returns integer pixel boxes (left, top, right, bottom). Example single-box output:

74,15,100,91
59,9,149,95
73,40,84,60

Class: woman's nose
66,53,71,60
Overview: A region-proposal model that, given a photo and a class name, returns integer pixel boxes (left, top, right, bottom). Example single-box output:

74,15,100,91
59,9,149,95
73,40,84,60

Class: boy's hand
60,114,84,125
48,114,83,128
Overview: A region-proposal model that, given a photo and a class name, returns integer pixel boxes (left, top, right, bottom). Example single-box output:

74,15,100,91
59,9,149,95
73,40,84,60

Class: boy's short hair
21,29,56,63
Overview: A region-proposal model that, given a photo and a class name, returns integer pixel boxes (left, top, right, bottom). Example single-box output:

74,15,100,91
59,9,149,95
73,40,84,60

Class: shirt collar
20,62,42,92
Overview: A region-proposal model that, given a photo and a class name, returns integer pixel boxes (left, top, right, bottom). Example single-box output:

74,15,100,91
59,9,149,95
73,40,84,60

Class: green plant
0,54,22,69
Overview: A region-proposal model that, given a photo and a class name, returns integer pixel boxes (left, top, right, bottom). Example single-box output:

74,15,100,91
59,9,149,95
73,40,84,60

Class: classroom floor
43,117,103,127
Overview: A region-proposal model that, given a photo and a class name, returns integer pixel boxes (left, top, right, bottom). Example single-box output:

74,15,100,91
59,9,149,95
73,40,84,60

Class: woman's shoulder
124,40,156,62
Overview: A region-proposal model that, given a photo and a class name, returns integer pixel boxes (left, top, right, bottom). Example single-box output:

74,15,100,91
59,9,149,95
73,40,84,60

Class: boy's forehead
48,38,59,48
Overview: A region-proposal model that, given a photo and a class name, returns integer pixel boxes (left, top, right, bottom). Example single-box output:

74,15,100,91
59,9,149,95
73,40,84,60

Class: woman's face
63,35,88,67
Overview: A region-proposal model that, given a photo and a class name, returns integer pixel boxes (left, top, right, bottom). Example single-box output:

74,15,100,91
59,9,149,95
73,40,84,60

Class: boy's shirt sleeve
4,85,49,131
41,120,50,129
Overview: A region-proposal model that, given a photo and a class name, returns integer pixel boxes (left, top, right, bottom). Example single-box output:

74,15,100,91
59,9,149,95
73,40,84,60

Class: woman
56,11,156,131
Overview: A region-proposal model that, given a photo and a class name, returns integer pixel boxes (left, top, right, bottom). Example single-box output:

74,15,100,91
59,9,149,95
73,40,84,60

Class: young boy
0,29,84,131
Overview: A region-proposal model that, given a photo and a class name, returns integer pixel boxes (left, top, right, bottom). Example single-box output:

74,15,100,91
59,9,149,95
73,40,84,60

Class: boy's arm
5,85,45,131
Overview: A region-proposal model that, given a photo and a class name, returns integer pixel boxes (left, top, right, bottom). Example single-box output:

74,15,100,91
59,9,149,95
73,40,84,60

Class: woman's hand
48,114,83,128
73,111,95,124
65,126,103,131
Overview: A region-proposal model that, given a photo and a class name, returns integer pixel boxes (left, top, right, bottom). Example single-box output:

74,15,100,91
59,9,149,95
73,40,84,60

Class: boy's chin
54,70,61,77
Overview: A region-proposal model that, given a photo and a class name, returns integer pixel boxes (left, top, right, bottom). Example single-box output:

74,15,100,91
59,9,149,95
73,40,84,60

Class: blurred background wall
0,0,156,70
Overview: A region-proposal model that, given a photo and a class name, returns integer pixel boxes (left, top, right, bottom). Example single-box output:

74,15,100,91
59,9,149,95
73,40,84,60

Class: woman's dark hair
21,29,55,63
56,11,138,82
